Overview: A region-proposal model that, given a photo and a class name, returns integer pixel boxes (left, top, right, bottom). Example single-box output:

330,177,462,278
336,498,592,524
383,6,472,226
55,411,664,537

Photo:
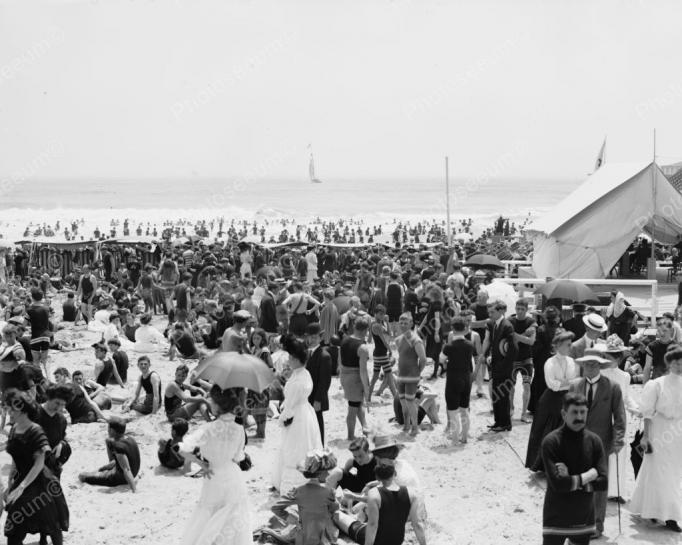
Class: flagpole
445,156,452,247
650,128,657,281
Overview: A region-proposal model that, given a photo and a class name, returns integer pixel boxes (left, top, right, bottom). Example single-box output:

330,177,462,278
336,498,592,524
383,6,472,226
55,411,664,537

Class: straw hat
370,435,405,453
575,355,611,368
582,313,607,332
594,334,627,354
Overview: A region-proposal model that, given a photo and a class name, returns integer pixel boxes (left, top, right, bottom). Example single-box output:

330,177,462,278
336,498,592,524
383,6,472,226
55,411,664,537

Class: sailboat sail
309,154,316,180
308,147,322,183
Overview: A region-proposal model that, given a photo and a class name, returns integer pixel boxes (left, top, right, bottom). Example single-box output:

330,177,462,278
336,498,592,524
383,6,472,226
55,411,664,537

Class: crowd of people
0,233,680,544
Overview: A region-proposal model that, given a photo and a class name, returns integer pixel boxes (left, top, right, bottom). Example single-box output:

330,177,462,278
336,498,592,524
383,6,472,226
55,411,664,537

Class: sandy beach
0,304,666,545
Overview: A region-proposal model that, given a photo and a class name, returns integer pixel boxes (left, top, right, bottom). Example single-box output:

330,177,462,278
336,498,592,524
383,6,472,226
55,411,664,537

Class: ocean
0,177,578,239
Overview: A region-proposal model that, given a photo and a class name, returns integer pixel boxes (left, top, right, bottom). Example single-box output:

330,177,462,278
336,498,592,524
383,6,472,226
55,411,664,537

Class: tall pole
445,156,452,247
650,129,656,281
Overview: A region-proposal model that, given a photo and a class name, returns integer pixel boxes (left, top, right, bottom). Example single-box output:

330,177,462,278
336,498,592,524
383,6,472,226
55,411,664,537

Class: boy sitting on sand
78,417,140,492
157,418,189,470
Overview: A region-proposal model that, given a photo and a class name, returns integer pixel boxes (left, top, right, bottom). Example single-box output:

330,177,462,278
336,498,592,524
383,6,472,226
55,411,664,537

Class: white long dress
601,367,639,497
180,413,252,545
271,366,322,493
630,374,682,521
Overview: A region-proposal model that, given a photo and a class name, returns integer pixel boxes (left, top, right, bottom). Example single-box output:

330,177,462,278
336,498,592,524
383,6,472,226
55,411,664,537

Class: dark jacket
487,317,517,375
568,375,626,454
259,292,279,333
306,346,332,412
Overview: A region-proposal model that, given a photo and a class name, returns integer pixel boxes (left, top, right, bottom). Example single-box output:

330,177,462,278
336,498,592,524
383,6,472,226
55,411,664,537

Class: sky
2,0,682,182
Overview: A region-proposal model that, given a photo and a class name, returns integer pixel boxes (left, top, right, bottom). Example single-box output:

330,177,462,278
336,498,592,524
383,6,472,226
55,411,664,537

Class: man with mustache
540,392,608,545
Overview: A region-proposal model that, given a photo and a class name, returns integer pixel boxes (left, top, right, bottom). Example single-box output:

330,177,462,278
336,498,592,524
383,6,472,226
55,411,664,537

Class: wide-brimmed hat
370,435,405,453
575,355,611,368
305,323,323,336
594,334,627,354
297,449,337,474
233,310,251,321
582,313,607,332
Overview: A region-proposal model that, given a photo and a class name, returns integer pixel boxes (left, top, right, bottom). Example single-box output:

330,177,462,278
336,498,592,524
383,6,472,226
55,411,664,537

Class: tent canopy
528,162,682,278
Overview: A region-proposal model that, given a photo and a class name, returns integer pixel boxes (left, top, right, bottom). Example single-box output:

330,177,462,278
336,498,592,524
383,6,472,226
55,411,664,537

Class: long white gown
630,374,682,522
601,367,639,497
271,366,322,494
180,413,252,545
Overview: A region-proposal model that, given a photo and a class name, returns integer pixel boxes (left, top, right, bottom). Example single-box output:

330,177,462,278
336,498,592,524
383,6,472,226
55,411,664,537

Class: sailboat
309,146,323,183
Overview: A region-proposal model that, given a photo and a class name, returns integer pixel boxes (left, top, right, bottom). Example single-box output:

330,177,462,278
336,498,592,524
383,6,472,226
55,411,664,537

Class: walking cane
616,455,622,535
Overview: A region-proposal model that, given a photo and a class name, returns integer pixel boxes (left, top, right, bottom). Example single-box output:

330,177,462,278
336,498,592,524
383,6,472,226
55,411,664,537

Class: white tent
528,162,682,278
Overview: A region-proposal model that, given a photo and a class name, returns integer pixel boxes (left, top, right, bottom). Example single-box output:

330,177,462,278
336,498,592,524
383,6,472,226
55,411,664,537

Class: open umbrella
464,254,504,269
193,352,274,392
534,279,599,303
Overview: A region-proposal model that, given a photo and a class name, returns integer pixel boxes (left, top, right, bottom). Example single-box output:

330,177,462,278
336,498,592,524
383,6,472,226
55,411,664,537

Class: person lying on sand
54,367,109,423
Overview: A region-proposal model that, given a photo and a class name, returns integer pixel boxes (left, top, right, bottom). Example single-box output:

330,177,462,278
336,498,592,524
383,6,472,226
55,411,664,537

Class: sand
0,313,674,545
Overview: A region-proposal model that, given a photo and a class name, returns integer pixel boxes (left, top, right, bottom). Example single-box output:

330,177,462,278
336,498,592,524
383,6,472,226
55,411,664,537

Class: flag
594,138,606,171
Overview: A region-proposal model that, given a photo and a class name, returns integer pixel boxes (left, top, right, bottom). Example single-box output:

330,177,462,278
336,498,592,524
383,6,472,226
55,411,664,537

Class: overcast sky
1,0,682,182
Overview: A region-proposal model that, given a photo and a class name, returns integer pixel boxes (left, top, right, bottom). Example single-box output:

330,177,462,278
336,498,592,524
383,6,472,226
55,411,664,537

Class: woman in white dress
271,334,322,494
134,313,167,353
589,335,641,502
179,386,252,545
629,345,682,533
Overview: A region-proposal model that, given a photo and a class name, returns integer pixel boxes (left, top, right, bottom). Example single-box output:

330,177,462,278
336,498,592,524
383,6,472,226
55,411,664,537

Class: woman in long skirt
3,389,69,545
179,386,252,545
525,331,577,471
630,347,682,532
271,335,322,494
528,306,562,413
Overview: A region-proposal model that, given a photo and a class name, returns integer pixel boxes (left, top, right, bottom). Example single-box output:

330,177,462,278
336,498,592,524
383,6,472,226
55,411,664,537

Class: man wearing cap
569,354,626,539
305,323,332,444
570,313,607,360
220,310,250,353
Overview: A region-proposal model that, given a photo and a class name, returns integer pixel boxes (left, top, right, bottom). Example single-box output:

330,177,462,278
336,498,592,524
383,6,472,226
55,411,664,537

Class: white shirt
544,354,579,391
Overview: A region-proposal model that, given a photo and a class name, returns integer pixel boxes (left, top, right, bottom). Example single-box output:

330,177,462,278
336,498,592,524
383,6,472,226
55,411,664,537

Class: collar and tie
586,377,598,408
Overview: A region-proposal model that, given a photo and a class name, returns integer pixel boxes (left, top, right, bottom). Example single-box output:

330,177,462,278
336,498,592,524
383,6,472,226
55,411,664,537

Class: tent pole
445,156,452,247
650,128,657,283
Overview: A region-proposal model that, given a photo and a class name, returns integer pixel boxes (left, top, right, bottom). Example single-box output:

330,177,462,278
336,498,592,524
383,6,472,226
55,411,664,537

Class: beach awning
14,238,99,250
528,162,682,278
102,236,158,245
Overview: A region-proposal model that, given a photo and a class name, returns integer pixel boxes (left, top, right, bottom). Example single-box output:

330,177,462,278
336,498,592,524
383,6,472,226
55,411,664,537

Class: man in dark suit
305,323,332,444
481,300,517,432
570,354,626,539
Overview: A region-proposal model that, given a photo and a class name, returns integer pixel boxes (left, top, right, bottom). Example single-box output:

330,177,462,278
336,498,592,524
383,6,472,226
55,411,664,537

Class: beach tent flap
528,162,682,278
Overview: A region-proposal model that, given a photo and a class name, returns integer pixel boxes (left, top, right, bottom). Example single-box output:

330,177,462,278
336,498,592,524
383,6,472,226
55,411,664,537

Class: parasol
464,254,504,269
193,352,275,392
